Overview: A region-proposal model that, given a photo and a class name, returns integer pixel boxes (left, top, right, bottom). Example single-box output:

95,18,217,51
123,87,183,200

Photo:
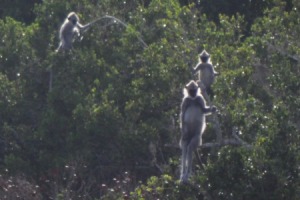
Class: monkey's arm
214,68,219,76
212,65,219,76
202,64,217,87
180,98,189,128
206,64,216,79
193,62,202,73
195,96,216,114
73,27,80,37
76,22,91,32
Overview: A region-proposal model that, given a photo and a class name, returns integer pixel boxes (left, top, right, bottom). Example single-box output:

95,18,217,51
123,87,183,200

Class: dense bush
0,0,299,199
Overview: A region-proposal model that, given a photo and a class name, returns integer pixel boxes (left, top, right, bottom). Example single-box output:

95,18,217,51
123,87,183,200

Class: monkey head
199,50,210,63
185,80,199,98
67,12,79,25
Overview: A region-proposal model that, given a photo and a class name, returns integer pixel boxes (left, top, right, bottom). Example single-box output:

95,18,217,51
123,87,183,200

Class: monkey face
185,80,199,98
188,89,198,98
68,17,77,25
71,19,77,25
200,57,209,63
67,13,79,25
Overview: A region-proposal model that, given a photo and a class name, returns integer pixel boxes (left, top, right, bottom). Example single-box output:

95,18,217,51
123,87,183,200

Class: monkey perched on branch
179,80,217,183
56,12,90,52
194,50,219,98
55,12,148,52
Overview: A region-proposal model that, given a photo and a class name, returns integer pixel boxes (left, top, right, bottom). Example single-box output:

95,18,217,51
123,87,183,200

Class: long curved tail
84,15,148,48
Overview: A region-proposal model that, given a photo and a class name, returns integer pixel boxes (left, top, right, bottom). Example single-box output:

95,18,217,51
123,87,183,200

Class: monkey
56,12,90,52
55,13,148,51
179,80,217,183
193,50,219,98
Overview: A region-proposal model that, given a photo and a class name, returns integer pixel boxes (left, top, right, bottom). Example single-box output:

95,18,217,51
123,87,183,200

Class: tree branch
165,127,252,149
267,42,300,62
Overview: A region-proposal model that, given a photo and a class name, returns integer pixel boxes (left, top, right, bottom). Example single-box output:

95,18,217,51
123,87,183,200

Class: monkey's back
59,21,76,50
182,104,206,142
198,63,214,87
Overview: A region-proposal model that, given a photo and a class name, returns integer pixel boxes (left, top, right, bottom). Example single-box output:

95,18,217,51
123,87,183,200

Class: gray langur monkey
179,80,216,183
193,50,219,97
56,12,90,52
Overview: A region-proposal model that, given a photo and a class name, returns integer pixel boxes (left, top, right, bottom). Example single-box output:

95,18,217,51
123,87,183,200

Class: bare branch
200,127,252,149
166,127,252,149
267,42,300,62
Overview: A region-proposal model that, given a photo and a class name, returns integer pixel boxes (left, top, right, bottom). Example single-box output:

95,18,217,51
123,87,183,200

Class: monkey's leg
186,145,193,181
206,86,214,100
187,134,200,179
180,143,187,182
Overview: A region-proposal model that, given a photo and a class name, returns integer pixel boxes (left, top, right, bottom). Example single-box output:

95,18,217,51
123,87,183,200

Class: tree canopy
0,0,299,199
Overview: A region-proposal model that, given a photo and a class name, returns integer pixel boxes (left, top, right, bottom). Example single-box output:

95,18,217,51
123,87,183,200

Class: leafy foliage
0,0,299,199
